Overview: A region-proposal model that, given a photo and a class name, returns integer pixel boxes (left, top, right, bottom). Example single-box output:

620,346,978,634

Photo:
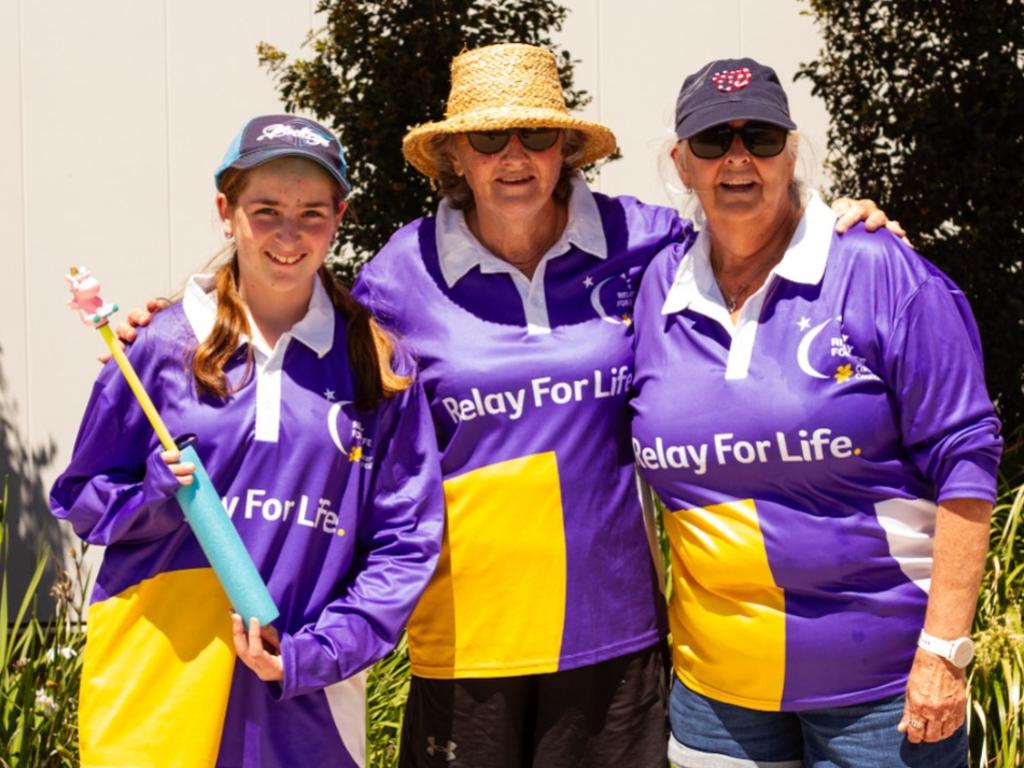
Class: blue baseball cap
214,114,351,196
675,58,797,140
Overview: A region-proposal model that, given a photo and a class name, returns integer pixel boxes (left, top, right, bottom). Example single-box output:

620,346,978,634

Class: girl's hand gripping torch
66,266,279,626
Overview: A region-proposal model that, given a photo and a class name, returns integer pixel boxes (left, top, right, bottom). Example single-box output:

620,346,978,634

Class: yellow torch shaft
97,324,177,452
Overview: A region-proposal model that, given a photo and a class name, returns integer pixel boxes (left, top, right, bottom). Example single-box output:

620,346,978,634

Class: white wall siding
3,0,826,593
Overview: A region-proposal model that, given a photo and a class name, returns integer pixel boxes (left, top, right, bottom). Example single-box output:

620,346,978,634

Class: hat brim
215,147,352,196
402,106,617,178
676,102,797,140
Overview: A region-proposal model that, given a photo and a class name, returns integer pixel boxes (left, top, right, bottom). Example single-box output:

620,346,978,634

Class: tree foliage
259,0,587,282
797,0,1024,433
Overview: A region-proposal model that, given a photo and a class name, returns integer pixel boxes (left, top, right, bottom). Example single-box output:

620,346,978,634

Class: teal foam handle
174,438,279,626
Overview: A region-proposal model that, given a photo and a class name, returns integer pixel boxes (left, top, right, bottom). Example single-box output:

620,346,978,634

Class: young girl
50,114,444,768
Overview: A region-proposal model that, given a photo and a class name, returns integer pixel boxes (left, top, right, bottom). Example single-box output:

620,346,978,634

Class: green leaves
969,473,1024,767
0,481,88,768
798,0,1024,430
366,634,412,768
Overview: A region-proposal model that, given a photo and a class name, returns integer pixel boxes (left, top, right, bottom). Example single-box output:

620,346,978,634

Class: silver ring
908,718,925,730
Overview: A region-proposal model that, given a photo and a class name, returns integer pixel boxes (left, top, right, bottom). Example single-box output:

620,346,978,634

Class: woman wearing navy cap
630,58,1001,767
51,115,444,767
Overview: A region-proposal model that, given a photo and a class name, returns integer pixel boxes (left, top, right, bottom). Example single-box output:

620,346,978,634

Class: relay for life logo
796,315,880,384
325,397,373,468
583,266,642,325
633,427,862,476
442,365,633,424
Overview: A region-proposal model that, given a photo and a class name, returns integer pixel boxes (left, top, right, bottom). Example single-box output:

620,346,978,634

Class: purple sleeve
350,271,372,307
885,275,1002,502
352,260,397,332
277,374,444,697
49,356,186,545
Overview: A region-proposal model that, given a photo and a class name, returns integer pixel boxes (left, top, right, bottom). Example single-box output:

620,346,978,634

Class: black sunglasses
466,128,562,155
687,121,788,159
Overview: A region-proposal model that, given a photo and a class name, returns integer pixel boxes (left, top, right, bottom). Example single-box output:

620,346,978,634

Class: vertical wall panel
165,1,319,287
21,1,172,593
557,2,602,190
0,0,29,479
0,0,49,597
594,0,744,206
740,0,832,189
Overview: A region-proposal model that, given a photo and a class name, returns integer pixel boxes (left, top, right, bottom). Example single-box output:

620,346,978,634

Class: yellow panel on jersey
666,499,786,711
409,452,567,678
79,568,235,767
407,523,456,672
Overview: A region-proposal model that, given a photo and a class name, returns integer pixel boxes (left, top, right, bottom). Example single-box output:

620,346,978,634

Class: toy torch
66,266,279,626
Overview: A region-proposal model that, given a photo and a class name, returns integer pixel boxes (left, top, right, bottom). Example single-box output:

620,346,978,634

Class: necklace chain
718,280,753,314
714,259,778,314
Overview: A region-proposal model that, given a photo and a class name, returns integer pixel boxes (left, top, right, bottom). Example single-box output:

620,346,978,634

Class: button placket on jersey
253,334,291,443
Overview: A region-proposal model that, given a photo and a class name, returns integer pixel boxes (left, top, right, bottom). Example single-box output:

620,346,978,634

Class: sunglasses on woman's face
687,121,788,159
465,128,562,155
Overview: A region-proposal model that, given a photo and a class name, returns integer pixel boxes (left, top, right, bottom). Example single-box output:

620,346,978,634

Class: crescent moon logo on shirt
795,316,880,384
796,319,833,379
588,269,640,325
327,401,373,467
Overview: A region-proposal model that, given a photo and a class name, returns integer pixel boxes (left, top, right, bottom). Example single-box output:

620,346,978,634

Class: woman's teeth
267,252,304,265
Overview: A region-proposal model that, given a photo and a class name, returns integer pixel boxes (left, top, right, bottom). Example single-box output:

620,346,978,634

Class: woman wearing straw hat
354,43,894,767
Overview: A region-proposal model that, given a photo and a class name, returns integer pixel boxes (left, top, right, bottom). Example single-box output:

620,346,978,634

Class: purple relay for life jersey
51,277,444,767
630,194,1001,711
355,175,692,679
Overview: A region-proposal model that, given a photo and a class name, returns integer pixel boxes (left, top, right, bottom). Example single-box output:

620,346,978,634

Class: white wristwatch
917,630,975,668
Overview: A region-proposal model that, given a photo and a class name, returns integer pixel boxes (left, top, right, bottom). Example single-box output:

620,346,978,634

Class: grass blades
0,482,88,768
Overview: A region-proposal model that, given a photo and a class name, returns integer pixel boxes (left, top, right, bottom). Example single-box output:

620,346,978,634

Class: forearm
922,497,992,638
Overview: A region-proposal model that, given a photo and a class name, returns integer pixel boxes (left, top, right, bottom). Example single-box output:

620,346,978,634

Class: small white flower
35,689,58,716
43,646,76,663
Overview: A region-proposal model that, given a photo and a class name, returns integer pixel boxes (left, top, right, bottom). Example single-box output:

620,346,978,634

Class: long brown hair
192,164,410,409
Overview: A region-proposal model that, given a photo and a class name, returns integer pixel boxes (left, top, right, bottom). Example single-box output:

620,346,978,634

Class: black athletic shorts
398,642,669,767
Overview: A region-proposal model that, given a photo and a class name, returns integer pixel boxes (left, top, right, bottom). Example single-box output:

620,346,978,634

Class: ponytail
317,266,412,410
192,254,254,399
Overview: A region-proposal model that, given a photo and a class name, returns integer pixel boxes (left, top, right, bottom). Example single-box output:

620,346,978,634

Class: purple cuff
936,457,1000,504
142,446,185,505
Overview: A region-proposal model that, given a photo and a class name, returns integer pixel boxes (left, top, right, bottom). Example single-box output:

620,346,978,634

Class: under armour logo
426,736,457,762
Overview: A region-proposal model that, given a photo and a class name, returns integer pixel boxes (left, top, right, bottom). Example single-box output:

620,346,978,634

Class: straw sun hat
402,43,617,179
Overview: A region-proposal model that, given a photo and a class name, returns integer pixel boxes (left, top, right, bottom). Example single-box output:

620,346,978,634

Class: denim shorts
668,678,968,768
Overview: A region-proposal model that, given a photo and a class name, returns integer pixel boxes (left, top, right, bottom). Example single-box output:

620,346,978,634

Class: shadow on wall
0,344,72,622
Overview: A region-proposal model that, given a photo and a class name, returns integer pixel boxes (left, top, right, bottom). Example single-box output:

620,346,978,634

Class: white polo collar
661,191,836,316
182,272,336,358
436,173,608,288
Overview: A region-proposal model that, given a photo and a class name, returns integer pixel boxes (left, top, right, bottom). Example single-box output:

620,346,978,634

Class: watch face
952,638,975,668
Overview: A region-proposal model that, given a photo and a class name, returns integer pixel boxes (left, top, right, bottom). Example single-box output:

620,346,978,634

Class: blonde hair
193,166,410,408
